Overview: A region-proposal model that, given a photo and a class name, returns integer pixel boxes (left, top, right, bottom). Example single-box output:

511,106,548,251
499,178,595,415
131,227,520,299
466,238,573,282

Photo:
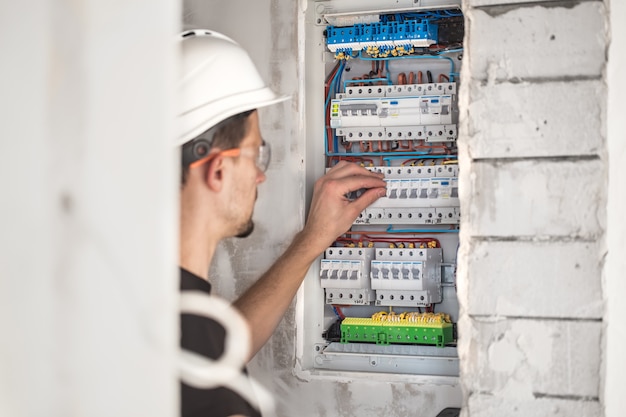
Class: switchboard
299,0,463,379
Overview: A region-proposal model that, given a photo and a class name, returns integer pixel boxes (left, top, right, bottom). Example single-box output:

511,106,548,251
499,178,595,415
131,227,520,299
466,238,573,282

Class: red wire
325,62,341,153
337,232,442,248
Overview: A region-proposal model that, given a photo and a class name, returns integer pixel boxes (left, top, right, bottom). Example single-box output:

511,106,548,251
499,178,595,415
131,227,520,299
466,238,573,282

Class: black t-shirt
180,267,262,417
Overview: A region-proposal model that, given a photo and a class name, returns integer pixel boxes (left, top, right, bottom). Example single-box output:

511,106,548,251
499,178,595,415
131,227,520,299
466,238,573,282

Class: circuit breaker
298,0,463,379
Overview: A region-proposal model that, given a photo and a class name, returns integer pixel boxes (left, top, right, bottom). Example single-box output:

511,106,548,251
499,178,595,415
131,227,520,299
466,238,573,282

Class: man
177,30,386,417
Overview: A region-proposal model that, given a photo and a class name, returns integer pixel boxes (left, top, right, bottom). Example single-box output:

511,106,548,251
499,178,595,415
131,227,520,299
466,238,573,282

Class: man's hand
300,161,387,255
235,162,385,359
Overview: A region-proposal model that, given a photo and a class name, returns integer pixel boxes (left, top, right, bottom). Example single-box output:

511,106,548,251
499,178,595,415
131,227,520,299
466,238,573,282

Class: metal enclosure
296,0,464,395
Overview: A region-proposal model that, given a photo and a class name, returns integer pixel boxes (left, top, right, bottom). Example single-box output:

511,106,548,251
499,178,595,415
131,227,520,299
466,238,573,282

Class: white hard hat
177,29,289,146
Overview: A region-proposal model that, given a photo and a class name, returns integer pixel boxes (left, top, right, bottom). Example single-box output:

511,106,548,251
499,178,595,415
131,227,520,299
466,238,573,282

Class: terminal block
340,312,453,347
326,19,438,53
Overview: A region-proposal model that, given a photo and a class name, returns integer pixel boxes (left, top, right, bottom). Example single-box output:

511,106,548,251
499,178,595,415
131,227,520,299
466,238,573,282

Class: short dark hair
181,110,254,185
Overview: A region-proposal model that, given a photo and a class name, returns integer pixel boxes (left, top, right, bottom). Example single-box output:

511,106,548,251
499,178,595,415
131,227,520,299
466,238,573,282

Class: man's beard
235,191,257,238
235,219,254,238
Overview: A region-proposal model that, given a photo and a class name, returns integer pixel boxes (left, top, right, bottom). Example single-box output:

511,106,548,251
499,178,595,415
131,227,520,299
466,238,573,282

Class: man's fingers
348,187,386,214
331,175,387,197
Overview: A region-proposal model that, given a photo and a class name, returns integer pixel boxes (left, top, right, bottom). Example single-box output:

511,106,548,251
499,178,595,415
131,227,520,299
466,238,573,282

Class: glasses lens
257,140,271,172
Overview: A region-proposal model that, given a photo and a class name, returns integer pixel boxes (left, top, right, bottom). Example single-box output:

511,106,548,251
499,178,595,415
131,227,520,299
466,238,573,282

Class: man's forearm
234,162,386,361
233,231,318,360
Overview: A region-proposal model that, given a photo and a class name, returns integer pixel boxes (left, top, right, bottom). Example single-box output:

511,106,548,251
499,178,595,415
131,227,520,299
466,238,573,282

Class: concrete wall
604,0,626,416
0,2,180,416
458,1,616,416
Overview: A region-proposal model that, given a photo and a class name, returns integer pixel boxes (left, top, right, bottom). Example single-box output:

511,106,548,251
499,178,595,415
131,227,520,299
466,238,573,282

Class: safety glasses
190,140,271,172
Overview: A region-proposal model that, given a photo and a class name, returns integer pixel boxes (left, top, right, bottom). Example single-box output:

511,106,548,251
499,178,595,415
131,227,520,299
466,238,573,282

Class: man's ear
204,153,225,192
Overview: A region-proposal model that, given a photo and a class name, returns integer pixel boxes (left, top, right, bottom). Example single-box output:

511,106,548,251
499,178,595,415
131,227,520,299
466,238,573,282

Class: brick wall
457,1,608,416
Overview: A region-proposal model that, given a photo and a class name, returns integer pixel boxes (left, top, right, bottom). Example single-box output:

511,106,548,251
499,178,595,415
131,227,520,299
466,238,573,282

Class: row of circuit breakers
321,246,443,307
331,82,457,143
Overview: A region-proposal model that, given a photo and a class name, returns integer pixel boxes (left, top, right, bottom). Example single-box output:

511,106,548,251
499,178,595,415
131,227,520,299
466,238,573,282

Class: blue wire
327,150,440,157
334,62,344,95
324,61,346,152
383,155,457,165
323,91,332,154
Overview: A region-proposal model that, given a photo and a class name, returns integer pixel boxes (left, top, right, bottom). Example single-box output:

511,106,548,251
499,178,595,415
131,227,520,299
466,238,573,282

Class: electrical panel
299,0,463,379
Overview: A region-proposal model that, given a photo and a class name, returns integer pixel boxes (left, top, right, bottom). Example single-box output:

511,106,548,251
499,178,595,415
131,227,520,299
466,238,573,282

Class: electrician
177,30,387,417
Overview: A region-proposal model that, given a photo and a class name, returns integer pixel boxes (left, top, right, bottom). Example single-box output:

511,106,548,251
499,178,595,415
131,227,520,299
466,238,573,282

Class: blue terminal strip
326,19,438,53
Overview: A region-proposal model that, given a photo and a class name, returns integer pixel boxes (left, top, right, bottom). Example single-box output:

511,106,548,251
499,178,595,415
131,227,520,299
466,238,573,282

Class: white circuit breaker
371,247,443,306
299,0,464,380
320,247,375,304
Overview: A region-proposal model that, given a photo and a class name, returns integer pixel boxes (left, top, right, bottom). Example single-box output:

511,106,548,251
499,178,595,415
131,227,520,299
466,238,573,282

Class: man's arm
234,162,386,359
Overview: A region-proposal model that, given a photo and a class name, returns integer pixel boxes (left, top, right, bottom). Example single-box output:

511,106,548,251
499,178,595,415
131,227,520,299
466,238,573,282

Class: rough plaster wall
182,1,304,415
457,1,608,416
182,0,302,302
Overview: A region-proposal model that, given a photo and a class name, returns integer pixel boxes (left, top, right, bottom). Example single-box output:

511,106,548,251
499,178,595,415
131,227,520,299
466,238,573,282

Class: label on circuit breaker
344,82,457,99
329,96,453,129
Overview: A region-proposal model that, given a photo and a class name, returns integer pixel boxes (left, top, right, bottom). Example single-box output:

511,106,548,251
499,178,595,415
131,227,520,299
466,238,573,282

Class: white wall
0,2,180,416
